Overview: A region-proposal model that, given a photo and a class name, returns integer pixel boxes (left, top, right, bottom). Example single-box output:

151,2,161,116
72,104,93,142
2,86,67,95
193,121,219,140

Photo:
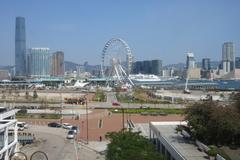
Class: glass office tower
27,48,50,77
222,42,235,73
15,17,26,76
151,59,163,76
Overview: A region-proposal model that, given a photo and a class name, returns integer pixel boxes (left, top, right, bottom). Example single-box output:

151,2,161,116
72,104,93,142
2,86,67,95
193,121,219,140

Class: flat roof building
149,121,208,160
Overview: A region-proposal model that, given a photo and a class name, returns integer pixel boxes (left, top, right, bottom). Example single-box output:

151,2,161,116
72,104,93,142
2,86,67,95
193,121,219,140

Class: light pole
121,102,125,130
129,99,132,122
85,96,89,144
81,121,84,139
60,92,63,124
127,101,129,121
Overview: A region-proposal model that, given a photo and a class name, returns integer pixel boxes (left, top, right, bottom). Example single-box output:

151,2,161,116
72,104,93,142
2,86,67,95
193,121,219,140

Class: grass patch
92,90,106,102
116,93,171,104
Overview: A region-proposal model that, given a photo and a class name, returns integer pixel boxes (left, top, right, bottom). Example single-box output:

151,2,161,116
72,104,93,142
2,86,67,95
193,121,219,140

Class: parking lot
20,125,104,160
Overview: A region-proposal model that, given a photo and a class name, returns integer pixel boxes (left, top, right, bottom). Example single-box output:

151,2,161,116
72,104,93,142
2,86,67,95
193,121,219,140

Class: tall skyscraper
202,58,211,71
126,53,133,75
151,59,163,76
15,17,26,76
27,48,50,77
201,58,211,79
222,42,235,73
51,51,64,77
186,53,195,69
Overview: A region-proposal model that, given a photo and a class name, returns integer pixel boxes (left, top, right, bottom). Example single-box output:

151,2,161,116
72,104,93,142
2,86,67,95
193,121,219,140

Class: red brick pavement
20,109,185,141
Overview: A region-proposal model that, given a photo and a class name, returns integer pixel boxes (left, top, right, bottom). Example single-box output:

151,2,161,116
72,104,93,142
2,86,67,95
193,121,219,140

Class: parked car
20,122,28,129
48,122,61,128
71,126,79,134
17,122,25,131
62,123,73,129
112,101,120,106
67,130,75,139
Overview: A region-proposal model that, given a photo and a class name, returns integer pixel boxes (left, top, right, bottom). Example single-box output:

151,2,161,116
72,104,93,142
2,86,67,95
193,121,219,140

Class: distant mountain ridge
163,61,220,70
64,61,82,72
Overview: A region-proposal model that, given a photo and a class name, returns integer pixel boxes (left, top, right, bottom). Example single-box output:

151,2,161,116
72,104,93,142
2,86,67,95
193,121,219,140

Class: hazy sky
1,0,240,66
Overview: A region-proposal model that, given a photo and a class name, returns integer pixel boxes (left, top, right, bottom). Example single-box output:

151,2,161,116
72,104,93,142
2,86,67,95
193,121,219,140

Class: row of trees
185,93,240,146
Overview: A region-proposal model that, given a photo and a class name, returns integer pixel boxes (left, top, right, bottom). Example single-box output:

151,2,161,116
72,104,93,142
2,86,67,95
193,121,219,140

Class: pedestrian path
79,141,109,153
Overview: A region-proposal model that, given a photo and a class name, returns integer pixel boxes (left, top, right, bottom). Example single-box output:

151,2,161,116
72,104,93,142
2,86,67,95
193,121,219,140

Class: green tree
208,107,240,145
105,130,165,160
185,101,215,142
185,101,240,145
232,92,240,114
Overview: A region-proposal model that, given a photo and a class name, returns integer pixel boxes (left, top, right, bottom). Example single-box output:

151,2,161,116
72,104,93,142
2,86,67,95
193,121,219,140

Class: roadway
89,101,185,109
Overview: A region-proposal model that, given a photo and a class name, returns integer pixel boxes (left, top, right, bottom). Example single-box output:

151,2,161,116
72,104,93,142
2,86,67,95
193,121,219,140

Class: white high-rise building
186,52,195,69
222,42,235,73
27,48,50,77
126,53,133,75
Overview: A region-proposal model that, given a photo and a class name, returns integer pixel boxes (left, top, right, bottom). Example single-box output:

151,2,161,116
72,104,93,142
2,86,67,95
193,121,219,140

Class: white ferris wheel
100,38,134,87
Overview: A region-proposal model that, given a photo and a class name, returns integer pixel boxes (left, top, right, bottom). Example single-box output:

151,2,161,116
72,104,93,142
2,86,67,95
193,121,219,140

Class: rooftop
151,121,208,160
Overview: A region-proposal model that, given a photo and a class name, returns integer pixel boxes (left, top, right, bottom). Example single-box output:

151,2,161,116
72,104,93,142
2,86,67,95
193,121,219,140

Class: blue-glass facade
202,58,211,71
235,57,240,69
133,60,162,75
27,48,50,77
152,59,163,76
15,17,26,76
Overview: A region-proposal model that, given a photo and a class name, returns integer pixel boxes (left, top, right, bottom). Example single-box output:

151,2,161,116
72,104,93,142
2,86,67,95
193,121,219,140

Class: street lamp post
127,101,129,121
60,92,63,124
122,107,125,130
81,121,84,139
129,99,132,121
85,97,89,144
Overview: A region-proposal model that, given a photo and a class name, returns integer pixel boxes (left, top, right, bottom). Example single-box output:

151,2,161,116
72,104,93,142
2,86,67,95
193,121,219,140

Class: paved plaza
21,109,184,141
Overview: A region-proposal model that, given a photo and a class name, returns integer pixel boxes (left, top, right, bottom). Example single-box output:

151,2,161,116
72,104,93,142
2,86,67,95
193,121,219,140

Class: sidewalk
76,141,108,160
78,141,109,153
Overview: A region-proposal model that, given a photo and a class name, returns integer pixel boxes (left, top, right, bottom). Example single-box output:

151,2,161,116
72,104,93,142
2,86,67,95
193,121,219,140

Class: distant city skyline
1,0,240,66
